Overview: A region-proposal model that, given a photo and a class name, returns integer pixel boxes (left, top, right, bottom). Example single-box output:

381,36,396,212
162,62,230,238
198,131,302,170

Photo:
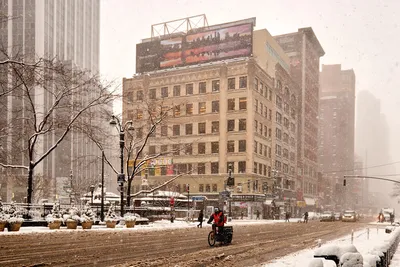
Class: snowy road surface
0,219,371,266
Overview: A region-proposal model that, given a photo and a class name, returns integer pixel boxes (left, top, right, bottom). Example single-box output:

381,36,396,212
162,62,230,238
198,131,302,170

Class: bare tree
0,56,117,206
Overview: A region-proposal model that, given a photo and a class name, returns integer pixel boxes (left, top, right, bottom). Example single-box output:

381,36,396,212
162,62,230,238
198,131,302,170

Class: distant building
318,64,356,209
355,91,394,208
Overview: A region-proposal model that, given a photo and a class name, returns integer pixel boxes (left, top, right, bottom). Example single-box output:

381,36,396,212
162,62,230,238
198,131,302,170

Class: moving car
320,211,335,222
342,210,357,222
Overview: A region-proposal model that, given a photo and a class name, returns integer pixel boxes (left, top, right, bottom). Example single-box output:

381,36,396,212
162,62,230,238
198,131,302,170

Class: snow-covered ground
0,217,302,235
264,222,400,267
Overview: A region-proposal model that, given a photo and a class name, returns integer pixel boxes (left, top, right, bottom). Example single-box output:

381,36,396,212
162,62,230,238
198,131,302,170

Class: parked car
334,212,342,221
342,210,357,222
320,211,335,222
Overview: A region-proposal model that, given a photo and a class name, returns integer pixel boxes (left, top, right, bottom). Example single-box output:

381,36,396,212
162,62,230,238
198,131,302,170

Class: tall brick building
274,28,325,204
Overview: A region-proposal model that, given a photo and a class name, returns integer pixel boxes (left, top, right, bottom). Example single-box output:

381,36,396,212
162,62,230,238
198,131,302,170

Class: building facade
319,64,356,210
0,0,111,202
274,28,325,204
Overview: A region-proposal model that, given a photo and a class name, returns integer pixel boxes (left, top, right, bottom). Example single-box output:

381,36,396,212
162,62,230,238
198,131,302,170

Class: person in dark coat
303,211,309,223
197,210,204,228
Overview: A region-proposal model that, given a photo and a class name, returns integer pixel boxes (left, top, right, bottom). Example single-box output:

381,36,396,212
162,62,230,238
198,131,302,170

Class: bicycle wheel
208,231,216,247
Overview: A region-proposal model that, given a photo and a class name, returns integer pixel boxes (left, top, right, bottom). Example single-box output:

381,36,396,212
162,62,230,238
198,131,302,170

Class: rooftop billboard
136,21,254,73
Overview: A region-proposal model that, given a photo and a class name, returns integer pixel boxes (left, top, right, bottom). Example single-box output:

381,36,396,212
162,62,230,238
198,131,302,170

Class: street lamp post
226,164,234,217
89,184,95,206
100,151,105,222
110,115,133,217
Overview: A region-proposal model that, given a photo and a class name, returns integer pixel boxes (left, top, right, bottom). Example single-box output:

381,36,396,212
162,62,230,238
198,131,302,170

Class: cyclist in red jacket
207,207,226,235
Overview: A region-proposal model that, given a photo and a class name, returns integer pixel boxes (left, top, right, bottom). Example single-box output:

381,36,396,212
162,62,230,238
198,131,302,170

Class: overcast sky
100,0,400,166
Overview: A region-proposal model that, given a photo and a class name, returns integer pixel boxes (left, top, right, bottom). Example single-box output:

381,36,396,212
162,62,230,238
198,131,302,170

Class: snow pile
314,244,358,258
307,258,336,267
339,252,363,267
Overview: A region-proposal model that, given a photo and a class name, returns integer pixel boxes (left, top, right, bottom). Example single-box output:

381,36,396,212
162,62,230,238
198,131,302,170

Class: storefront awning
304,197,316,206
265,199,273,205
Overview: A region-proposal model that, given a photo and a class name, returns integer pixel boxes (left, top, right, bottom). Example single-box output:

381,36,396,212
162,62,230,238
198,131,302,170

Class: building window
227,140,235,153
161,87,168,98
276,112,282,124
269,109,272,120
239,76,247,88
186,103,193,115
185,144,193,155
269,89,273,101
211,162,219,174
136,110,143,119
212,100,219,113
161,126,168,137
264,126,268,137
259,163,263,175
276,128,282,140
173,85,181,96
227,162,234,173
149,88,156,99
228,78,235,90
149,146,156,155
173,125,180,136
268,146,271,158
276,96,282,109
199,184,204,192
137,90,143,100
228,99,235,111
254,141,258,153
198,102,206,114
264,108,268,118
275,144,281,156
211,142,219,153
253,162,257,173
268,128,272,138
239,97,247,110
227,119,235,132
264,145,267,157
238,161,246,173
198,163,205,174
206,184,211,192
255,120,258,132
239,119,246,131
173,144,180,156
259,82,264,95
212,121,219,133
198,122,206,134
212,80,220,92
212,184,218,192
186,83,193,95
199,82,206,94
255,99,258,113
239,140,246,152
137,128,143,139
161,145,168,153
198,143,206,154
186,124,193,135
254,78,259,92
174,105,181,117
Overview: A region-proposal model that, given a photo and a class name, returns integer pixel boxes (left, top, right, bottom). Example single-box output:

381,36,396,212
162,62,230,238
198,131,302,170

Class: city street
0,220,370,267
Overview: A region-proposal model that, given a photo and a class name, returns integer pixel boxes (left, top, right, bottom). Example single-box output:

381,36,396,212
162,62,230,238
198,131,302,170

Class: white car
320,211,335,222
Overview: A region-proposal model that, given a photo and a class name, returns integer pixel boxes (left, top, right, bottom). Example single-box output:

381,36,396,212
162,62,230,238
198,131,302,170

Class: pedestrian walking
256,210,260,220
303,211,309,223
241,211,244,220
285,211,290,222
197,210,204,228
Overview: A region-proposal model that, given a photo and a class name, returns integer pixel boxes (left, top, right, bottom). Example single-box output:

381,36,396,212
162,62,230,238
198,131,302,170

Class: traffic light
186,184,190,192
227,177,235,186
343,179,346,186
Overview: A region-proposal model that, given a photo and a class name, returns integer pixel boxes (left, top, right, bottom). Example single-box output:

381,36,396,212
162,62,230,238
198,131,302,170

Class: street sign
219,191,230,198
192,196,205,202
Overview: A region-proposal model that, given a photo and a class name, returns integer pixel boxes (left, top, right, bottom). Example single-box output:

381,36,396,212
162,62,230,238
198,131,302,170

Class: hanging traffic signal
343,179,346,186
